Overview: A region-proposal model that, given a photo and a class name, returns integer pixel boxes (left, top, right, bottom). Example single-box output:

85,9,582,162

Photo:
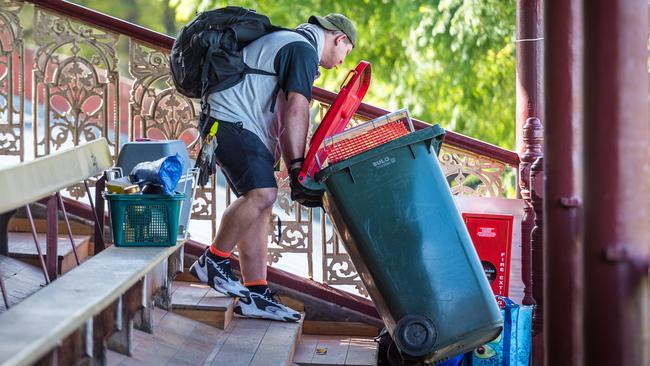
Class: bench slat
0,138,112,214
0,242,182,366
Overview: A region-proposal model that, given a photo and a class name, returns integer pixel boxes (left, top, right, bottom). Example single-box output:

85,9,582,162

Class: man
190,13,357,322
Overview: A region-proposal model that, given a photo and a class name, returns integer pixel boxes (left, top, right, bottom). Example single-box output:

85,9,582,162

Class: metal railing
0,0,520,295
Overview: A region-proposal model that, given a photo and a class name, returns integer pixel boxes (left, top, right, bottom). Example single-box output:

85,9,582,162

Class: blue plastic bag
463,297,532,366
129,153,183,195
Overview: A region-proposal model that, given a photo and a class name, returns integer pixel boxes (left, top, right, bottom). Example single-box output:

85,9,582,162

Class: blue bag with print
463,297,532,366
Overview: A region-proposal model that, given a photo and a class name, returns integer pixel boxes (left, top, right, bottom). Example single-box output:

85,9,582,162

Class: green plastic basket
104,193,185,247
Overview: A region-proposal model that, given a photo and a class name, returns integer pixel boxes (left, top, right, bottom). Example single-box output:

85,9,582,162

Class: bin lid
299,61,371,187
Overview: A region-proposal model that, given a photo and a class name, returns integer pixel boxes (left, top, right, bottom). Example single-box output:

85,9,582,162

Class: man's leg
237,206,272,283
190,188,276,298
213,188,277,254
234,206,301,322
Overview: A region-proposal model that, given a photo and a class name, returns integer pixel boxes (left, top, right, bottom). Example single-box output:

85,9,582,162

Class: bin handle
339,69,357,90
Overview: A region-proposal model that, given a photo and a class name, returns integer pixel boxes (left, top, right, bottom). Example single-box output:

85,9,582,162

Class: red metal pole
56,192,80,265
544,0,584,364
25,205,50,284
584,0,650,364
516,0,543,312
46,195,58,280
516,0,544,155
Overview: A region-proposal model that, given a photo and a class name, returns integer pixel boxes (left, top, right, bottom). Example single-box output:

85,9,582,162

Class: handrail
26,0,519,167
312,89,520,166
29,0,175,49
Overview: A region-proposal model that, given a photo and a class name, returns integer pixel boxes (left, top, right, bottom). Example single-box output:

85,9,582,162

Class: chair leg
25,204,50,284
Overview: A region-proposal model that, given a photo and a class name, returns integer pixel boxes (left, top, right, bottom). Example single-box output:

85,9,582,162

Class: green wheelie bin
299,62,502,364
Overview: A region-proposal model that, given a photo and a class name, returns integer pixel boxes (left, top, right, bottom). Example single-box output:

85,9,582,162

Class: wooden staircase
101,271,377,366
7,231,91,274
102,272,379,366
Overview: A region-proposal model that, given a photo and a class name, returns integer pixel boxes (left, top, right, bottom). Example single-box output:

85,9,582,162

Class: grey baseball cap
308,13,357,47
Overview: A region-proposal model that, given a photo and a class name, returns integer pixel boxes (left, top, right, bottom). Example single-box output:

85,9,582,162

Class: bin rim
103,192,186,201
315,124,445,184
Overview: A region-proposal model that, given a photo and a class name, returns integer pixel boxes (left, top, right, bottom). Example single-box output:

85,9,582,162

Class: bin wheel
393,314,437,358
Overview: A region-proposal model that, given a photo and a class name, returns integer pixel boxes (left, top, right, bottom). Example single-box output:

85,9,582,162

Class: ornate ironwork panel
129,40,198,147
0,0,23,162
129,39,214,228
267,172,313,277
439,145,507,197
32,7,119,159
322,212,368,297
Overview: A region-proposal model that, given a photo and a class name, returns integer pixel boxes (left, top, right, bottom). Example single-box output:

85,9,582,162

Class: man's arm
280,91,311,170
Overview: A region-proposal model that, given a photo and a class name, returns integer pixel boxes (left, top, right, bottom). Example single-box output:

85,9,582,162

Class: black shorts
213,119,277,197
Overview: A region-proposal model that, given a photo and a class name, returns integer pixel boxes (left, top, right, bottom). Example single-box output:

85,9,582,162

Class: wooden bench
0,243,183,366
0,138,186,365
0,138,114,279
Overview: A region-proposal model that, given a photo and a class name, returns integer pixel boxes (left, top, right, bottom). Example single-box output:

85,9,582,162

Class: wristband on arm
289,157,305,170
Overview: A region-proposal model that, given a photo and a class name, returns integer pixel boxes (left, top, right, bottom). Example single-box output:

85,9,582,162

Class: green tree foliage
72,0,515,149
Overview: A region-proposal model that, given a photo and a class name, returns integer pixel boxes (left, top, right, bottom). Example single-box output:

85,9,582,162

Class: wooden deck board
293,335,319,365
0,255,44,312
312,336,350,365
109,307,304,366
209,318,271,366
294,335,377,366
249,319,304,366
344,337,378,366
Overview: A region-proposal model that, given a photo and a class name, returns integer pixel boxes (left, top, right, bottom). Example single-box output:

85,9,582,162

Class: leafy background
71,0,516,150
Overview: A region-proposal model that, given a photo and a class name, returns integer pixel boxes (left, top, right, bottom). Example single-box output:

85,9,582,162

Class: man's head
308,13,356,69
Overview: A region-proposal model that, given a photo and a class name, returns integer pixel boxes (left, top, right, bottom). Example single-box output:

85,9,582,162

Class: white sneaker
189,248,249,298
234,289,301,322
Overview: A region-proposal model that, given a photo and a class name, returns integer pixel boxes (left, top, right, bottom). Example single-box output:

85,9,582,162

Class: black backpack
169,6,284,100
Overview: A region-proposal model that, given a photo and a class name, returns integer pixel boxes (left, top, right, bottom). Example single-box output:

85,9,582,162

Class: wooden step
8,217,93,236
0,255,45,312
107,307,304,366
293,335,378,366
174,268,199,283
171,281,236,329
7,231,91,274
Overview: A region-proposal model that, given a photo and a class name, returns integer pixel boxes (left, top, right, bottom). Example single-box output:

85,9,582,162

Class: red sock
244,279,268,287
208,245,230,260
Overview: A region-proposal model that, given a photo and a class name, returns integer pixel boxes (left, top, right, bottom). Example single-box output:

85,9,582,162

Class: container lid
298,61,371,187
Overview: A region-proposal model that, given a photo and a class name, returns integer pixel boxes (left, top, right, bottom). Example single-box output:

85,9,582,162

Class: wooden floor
107,307,304,366
0,255,45,312
293,335,378,366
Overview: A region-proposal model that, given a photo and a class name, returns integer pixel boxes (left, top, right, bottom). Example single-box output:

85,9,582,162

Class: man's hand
289,167,323,208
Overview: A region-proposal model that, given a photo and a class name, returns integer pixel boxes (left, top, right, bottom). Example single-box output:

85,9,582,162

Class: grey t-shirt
207,29,320,159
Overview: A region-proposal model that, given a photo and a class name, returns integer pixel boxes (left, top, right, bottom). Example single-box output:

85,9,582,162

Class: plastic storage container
116,140,195,238
301,61,502,364
105,192,185,247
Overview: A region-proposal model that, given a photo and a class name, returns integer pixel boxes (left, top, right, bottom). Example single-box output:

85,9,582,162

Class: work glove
195,137,218,187
289,167,323,208
195,109,218,187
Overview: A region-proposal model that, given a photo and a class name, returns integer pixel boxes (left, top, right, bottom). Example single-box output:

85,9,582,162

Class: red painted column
46,195,59,280
544,0,584,364
516,0,544,155
516,0,543,311
584,0,650,364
